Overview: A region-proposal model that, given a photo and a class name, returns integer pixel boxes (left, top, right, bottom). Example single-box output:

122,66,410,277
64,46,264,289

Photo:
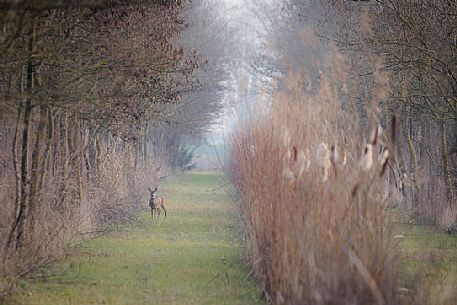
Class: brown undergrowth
0,131,162,296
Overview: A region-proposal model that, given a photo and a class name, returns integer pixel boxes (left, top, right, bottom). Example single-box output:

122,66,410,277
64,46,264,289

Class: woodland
1,1,456,304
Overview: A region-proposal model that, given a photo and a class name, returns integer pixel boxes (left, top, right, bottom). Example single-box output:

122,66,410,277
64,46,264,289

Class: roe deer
148,187,167,219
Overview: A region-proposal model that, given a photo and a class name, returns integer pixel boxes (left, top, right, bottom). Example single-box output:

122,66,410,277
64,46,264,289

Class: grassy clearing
3,172,264,305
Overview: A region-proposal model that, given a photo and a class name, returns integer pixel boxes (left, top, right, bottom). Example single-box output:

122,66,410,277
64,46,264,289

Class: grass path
6,172,264,305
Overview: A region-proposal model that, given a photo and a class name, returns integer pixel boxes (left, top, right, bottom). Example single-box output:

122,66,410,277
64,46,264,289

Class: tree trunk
95,132,101,175
399,106,418,206
8,105,22,248
12,19,35,248
56,114,70,211
29,103,47,232
40,107,53,191
83,127,89,181
402,110,417,179
67,118,81,205
143,125,148,163
133,140,138,173
440,121,453,205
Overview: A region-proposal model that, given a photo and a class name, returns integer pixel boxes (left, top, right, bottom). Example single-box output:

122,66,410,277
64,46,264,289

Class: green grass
393,215,457,303
4,172,264,305
4,172,457,304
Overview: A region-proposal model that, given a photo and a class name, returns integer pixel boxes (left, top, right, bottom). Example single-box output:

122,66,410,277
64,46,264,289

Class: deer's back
155,196,164,207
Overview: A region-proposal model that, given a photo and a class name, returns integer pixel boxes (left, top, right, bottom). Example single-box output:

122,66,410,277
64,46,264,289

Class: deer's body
149,187,167,219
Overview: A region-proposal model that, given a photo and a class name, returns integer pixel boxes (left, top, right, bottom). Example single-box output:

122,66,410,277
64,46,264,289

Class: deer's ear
154,187,158,191
148,187,151,192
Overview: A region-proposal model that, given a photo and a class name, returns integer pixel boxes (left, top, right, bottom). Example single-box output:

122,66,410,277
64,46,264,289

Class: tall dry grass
228,74,399,304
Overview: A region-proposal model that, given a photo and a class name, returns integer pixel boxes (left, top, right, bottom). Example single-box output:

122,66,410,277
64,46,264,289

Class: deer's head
148,187,158,199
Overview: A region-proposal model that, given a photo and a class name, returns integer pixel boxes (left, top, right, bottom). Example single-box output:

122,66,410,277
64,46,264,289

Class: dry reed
227,73,399,305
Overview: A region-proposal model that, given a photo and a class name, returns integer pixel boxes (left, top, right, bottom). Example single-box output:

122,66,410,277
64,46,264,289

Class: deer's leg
150,207,154,219
162,205,167,219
